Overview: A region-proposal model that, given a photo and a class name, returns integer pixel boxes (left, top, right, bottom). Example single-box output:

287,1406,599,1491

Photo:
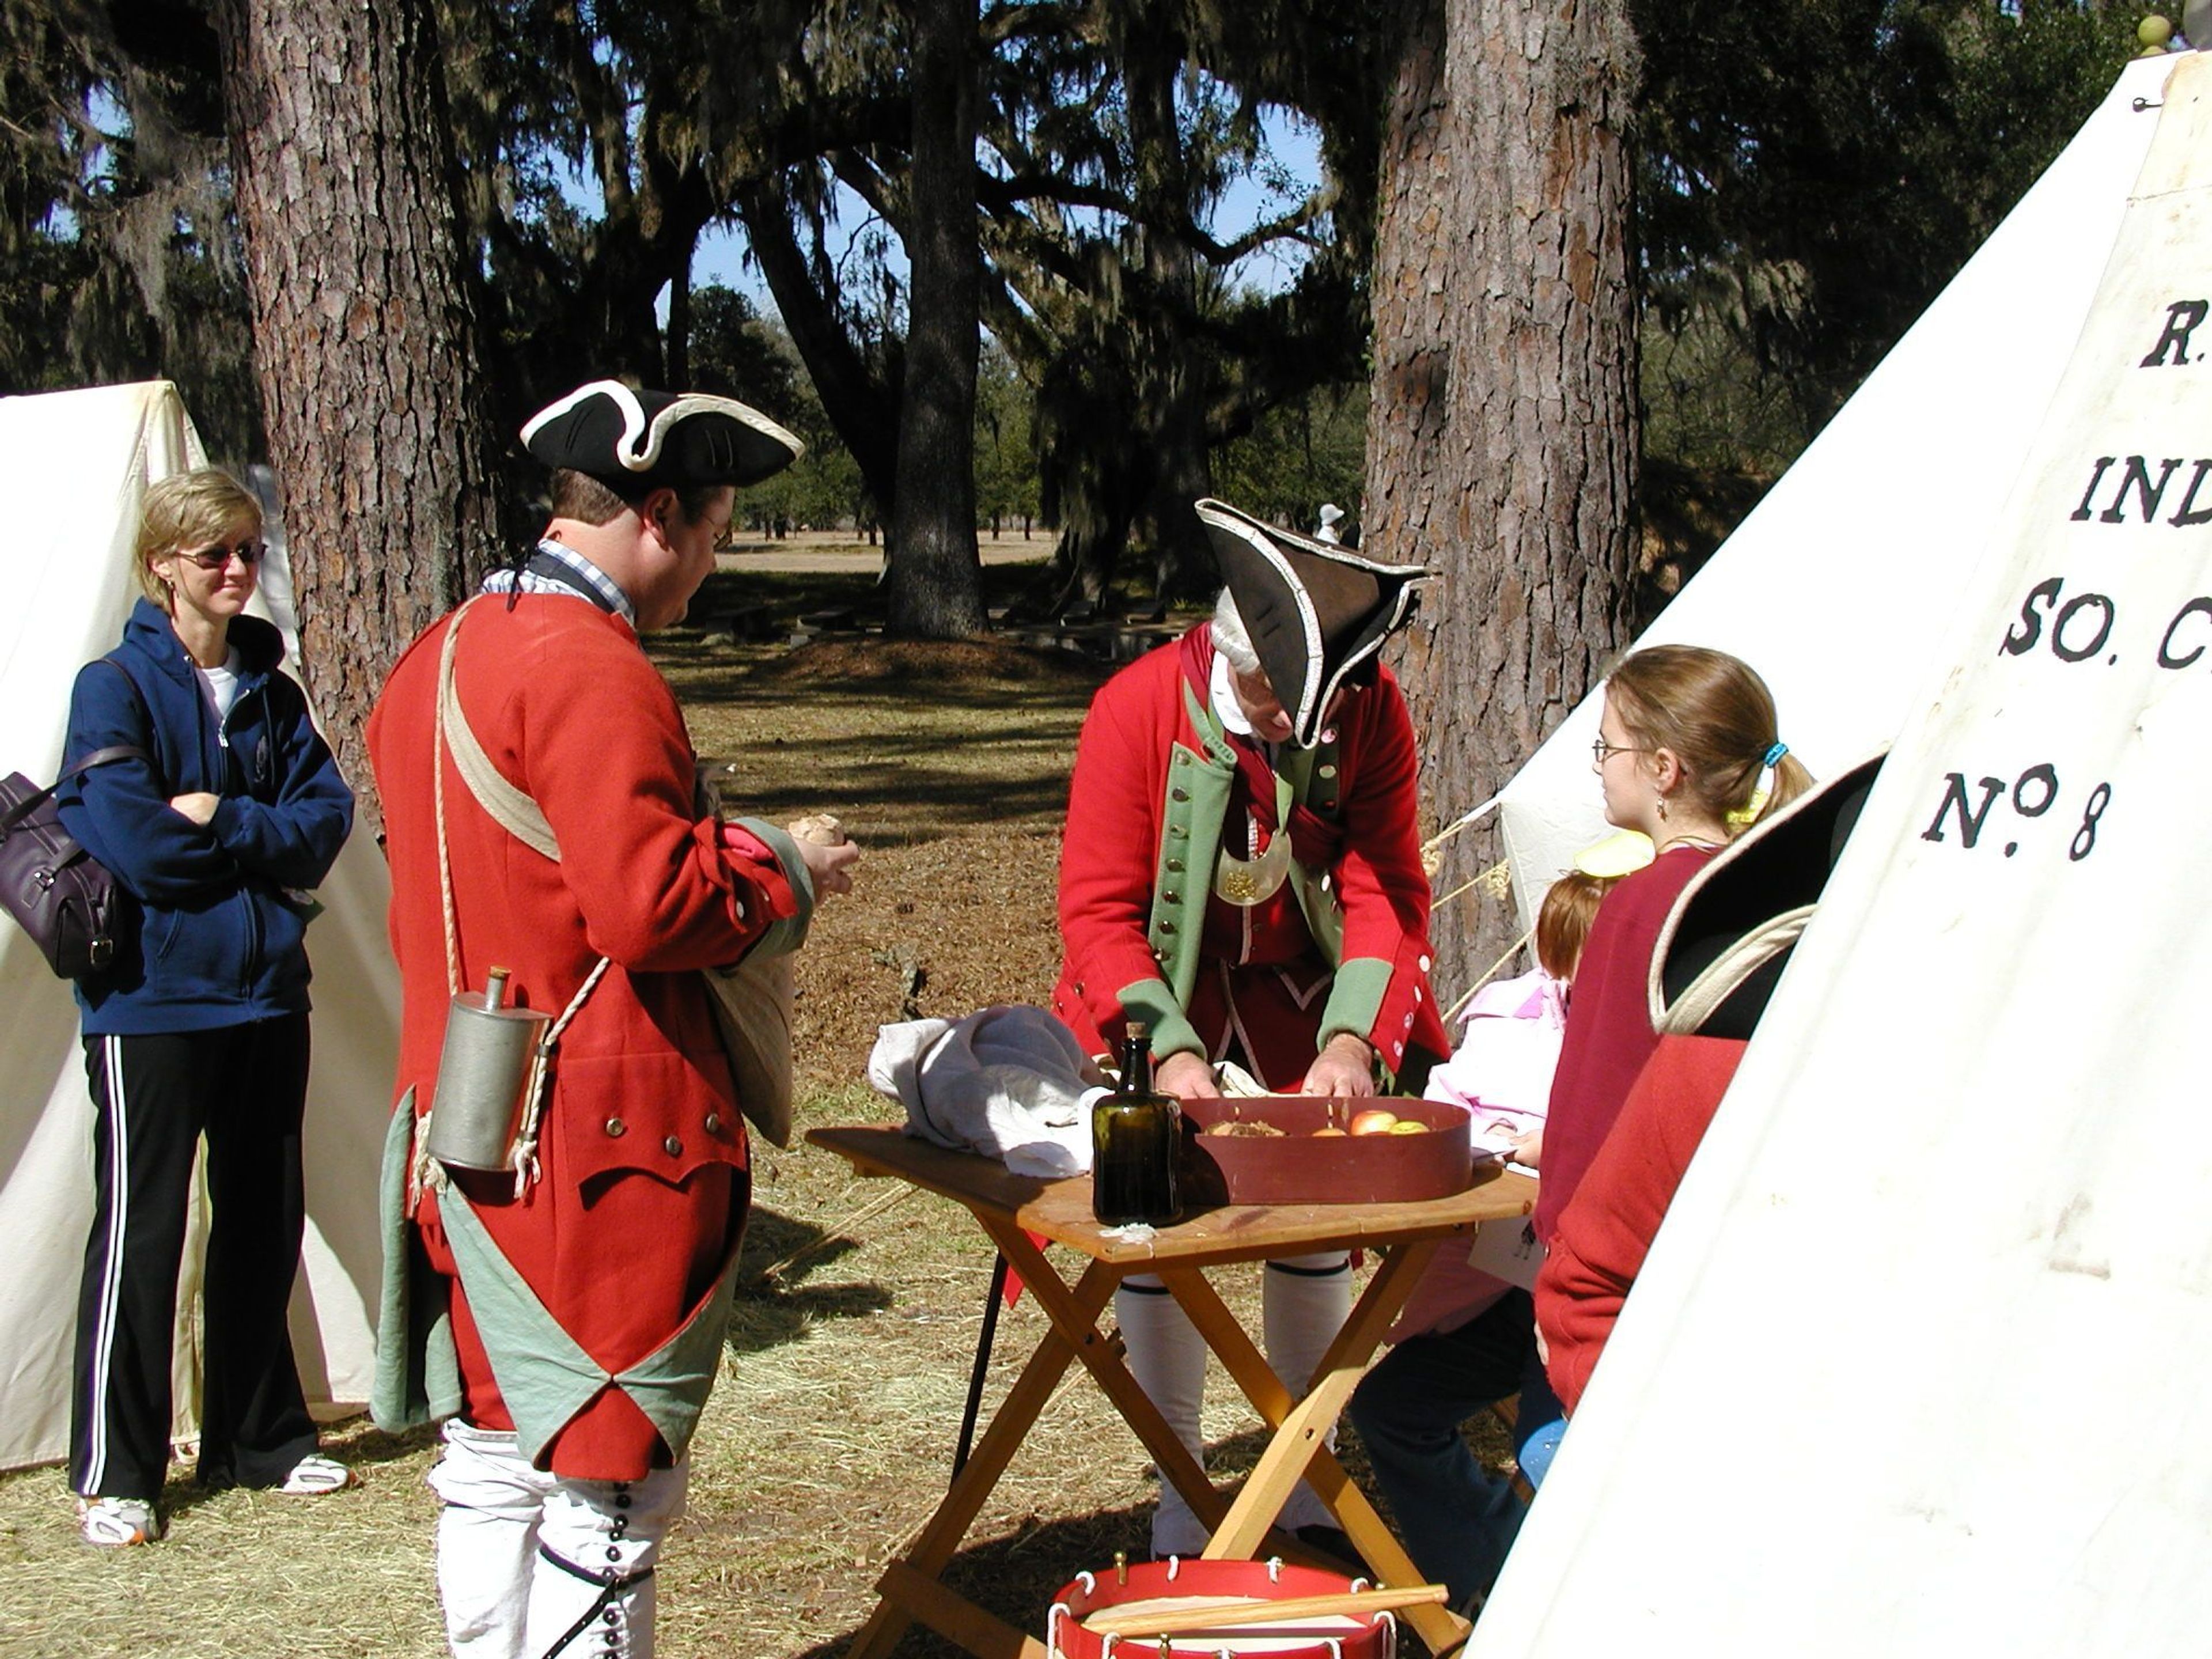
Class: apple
1348,1109,1400,1137
1388,1119,1430,1135
1312,1127,1348,1137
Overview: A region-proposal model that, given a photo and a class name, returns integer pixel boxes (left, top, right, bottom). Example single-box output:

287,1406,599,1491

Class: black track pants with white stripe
71,1015,319,1501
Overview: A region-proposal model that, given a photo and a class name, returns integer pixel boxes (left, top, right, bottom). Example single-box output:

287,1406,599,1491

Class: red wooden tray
1179,1096,1475,1206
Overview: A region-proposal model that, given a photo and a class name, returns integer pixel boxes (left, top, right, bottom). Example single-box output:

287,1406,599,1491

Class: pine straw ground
0,616,1513,1659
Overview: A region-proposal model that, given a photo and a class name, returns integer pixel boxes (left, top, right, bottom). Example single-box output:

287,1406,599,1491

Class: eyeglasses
1591,737,1650,764
179,538,266,571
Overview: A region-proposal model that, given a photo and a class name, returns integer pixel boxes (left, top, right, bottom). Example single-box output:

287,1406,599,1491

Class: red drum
1047,1558,1399,1659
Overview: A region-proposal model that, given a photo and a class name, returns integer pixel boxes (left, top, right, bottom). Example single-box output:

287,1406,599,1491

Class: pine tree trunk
1367,0,1641,994
210,0,508,837
887,0,987,638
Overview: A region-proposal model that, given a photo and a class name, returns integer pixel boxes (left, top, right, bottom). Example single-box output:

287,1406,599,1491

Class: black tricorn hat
521,380,804,492
1196,497,1437,748
1649,750,1885,1040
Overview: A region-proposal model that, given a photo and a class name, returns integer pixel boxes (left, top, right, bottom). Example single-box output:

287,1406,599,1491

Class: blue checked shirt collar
480,538,637,626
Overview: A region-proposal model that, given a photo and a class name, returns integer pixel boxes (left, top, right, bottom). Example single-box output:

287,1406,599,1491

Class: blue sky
680,106,1326,318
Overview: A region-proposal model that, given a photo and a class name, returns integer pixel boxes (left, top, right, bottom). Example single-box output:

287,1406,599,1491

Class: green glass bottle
1092,1021,1183,1226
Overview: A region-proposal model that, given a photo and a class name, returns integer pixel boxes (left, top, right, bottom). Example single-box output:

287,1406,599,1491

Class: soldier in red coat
368,382,858,1658
1051,498,1450,1555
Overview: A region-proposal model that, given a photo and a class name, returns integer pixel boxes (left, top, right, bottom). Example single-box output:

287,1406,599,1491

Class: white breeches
426,1420,687,1659
1116,1252,1352,1556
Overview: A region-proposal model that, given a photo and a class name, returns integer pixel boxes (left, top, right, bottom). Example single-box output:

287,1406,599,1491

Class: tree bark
209,0,508,838
1368,0,1641,991
736,173,904,521
886,0,987,637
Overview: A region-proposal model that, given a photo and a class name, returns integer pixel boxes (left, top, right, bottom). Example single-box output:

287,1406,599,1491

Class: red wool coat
1534,844,1715,1244
1052,627,1449,1089
1536,1033,1747,1414
368,594,797,1479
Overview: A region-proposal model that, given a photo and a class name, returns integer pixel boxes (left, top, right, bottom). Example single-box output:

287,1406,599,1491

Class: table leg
844,1255,1114,1659
1172,1240,1473,1654
979,1219,1229,1542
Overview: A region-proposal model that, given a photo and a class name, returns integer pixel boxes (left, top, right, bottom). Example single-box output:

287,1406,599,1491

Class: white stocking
525,1460,687,1659
427,1422,555,1659
1116,1277,1211,1556
1263,1252,1353,1534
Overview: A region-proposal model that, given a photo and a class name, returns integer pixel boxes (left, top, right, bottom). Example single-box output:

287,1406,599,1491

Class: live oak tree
1367,0,1642,984
207,0,509,828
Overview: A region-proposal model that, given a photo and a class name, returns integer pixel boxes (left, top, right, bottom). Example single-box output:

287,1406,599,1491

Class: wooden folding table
808,1126,1537,1659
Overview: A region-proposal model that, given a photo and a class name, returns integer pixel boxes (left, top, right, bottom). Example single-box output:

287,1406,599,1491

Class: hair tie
1763,741,1789,768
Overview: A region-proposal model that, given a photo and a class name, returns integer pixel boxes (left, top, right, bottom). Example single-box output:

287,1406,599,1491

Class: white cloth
429,1422,546,1659
425,1421,684,1659
869,1005,1109,1177
194,646,244,729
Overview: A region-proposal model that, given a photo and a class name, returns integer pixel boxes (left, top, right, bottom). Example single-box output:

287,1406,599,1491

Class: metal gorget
1212,772,1295,906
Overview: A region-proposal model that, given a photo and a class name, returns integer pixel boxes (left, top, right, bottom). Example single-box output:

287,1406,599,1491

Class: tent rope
1421,791,1502,862
1441,926,1537,1027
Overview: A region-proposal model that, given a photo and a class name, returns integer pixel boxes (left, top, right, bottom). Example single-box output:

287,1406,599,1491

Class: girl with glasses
1510,645,1810,1486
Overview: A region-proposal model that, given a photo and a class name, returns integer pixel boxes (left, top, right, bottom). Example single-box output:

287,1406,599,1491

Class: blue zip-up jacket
56,598,354,1034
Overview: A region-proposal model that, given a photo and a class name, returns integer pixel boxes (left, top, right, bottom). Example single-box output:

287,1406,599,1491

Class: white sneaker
79,1495,161,1547
276,1452,354,1495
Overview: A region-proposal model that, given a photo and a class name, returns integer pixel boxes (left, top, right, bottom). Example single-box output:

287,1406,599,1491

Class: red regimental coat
1051,627,1449,1089
368,595,797,1479
1536,1033,1746,1414
1533,844,1714,1245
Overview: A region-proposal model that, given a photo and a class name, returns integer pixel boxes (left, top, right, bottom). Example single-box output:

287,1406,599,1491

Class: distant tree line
1,0,2141,610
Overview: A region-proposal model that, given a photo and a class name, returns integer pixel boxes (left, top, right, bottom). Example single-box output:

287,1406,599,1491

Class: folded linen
867,1004,1111,1177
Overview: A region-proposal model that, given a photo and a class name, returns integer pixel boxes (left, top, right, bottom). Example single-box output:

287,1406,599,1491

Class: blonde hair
136,468,263,609
1534,869,1616,981
1606,645,1813,836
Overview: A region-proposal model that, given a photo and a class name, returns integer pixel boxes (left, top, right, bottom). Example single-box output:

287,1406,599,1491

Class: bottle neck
1119,1032,1154,1096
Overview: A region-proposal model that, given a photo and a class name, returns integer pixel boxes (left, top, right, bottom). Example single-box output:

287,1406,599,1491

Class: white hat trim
520,379,806,471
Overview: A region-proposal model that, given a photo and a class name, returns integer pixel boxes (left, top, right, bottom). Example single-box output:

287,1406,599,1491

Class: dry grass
1,609,1512,1659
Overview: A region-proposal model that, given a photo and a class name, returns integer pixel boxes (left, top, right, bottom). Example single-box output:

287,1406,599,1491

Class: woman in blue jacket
56,468,354,1547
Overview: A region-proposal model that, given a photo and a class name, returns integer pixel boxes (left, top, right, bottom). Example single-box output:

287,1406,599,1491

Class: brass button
1171,787,1190,802
1166,858,1184,873
1168,823,1188,838
664,1135,683,1157
1164,889,1180,904
604,1117,626,1138
1319,764,1337,779
704,1112,723,1134
1157,921,1178,936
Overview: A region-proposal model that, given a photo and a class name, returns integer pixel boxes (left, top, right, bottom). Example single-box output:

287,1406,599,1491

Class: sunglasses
179,537,266,571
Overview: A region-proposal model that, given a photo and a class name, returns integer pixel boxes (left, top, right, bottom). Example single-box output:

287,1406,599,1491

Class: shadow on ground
785,1415,1453,1659
728,1204,894,1355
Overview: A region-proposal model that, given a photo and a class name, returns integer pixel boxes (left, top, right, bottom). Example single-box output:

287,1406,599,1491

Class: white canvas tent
0,381,396,1471
1489,52,2180,912
1473,52,2212,1658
